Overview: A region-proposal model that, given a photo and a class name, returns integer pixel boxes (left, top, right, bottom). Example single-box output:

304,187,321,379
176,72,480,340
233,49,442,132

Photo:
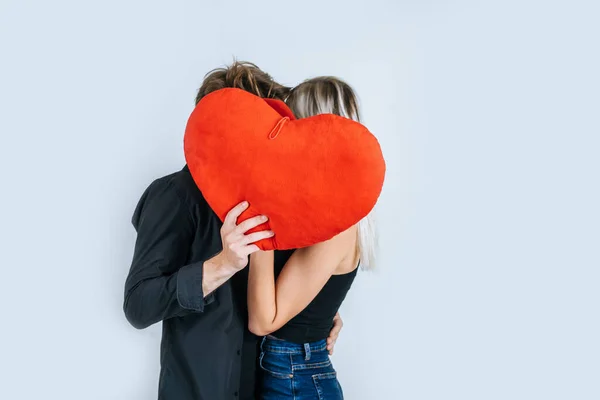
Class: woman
248,77,378,399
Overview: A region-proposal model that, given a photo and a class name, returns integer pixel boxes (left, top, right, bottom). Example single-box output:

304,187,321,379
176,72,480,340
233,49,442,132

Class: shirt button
234,391,238,397
237,349,241,355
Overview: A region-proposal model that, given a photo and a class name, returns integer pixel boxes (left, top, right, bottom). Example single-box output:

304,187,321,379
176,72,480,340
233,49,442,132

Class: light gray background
1,1,598,399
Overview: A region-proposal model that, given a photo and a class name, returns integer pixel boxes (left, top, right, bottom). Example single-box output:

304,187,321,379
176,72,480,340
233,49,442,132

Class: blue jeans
259,336,344,400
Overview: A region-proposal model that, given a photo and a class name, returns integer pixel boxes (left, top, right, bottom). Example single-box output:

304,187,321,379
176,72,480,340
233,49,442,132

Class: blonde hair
287,77,378,270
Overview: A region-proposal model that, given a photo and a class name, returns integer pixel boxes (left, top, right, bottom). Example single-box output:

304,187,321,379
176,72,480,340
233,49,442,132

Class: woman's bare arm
247,228,355,336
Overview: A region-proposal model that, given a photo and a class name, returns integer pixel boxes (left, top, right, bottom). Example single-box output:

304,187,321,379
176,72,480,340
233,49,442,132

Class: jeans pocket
312,372,343,400
259,351,293,379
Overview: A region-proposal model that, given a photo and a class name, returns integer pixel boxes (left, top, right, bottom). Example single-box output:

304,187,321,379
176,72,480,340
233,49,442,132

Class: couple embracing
124,61,382,400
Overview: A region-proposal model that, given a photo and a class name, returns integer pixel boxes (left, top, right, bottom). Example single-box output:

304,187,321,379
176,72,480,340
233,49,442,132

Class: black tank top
271,250,358,344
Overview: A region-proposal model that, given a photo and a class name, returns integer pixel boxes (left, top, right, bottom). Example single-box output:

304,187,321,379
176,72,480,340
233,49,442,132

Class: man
123,61,343,400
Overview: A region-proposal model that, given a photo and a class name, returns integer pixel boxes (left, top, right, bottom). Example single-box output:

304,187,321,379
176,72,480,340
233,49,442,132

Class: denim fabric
259,336,344,400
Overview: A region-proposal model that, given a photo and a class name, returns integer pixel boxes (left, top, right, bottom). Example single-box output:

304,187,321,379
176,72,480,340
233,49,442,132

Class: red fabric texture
184,88,386,250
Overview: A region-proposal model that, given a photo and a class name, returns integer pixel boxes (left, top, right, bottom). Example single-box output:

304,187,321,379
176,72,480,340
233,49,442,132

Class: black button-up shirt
123,166,260,400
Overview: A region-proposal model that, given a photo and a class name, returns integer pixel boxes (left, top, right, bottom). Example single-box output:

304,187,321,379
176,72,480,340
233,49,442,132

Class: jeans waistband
261,336,328,354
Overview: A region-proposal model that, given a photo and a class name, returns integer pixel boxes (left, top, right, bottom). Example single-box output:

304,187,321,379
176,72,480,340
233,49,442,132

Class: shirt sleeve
123,178,214,329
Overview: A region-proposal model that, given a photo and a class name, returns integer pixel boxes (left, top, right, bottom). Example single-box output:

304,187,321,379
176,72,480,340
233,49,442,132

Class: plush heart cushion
184,88,385,250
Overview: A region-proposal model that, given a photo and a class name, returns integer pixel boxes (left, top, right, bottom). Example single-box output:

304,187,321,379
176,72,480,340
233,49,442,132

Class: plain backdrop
1,1,598,399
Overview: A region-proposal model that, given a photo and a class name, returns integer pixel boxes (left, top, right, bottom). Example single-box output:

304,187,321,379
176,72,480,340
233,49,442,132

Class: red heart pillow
184,88,385,250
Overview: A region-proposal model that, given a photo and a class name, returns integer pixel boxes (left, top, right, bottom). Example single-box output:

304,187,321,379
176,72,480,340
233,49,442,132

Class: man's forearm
202,253,240,297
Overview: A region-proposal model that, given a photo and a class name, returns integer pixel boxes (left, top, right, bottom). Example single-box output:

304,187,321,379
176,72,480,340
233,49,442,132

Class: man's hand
202,202,273,298
327,312,343,355
217,201,274,271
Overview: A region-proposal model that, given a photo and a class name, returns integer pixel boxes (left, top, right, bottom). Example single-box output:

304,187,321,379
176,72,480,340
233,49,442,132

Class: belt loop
260,336,266,351
304,343,311,361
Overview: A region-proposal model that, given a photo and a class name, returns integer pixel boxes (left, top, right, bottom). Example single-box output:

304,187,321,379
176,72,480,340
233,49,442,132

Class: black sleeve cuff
176,262,216,312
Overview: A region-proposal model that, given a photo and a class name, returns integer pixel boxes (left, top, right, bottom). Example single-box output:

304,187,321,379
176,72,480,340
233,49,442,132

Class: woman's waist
270,317,335,344
262,335,328,354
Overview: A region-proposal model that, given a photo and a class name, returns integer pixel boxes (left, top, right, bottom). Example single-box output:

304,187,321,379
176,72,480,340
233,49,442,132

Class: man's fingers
236,215,268,235
244,244,261,256
330,322,342,336
224,201,249,227
326,331,339,347
326,312,342,356
243,231,274,245
327,338,336,355
332,313,343,330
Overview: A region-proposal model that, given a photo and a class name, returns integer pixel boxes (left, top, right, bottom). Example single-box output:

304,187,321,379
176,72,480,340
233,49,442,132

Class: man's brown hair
195,61,290,105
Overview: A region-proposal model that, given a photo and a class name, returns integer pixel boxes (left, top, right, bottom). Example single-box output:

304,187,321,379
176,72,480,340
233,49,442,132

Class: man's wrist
206,252,239,278
200,253,239,298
